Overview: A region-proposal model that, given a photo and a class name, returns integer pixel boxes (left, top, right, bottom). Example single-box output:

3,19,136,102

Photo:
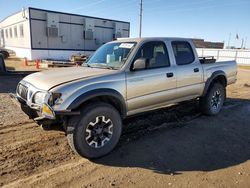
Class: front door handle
194,68,199,73
166,72,174,78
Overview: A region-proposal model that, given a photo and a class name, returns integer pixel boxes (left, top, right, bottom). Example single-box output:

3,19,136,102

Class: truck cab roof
115,37,193,43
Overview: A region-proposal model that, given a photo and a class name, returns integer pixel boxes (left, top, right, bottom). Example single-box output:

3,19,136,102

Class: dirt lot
0,68,250,188
4,57,39,72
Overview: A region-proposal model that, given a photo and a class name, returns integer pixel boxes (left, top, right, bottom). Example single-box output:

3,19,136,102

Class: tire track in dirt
0,105,195,187
0,121,77,186
0,121,34,131
3,157,134,188
0,100,238,187
2,159,90,188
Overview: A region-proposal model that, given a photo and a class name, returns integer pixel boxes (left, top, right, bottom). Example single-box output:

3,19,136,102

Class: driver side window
133,41,170,69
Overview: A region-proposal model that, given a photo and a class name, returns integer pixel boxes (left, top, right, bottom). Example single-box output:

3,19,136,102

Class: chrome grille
17,84,28,100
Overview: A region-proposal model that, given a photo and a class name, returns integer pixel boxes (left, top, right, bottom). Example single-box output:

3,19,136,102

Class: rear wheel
67,103,122,159
200,83,225,115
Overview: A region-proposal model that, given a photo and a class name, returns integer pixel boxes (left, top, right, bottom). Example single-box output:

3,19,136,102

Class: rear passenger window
172,41,195,65
134,41,170,69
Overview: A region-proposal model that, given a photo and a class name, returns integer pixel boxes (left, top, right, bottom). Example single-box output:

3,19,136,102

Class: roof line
28,7,130,24
0,9,23,23
0,7,130,25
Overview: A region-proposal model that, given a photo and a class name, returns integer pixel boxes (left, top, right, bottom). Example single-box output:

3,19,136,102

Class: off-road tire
67,102,122,159
200,83,225,115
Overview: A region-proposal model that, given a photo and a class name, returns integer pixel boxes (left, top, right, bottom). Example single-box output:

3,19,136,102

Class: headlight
48,93,62,106
33,92,47,105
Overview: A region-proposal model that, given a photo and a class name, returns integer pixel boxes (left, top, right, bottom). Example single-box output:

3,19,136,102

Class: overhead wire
144,0,250,14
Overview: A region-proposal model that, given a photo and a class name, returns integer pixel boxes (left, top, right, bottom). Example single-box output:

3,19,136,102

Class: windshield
85,42,136,69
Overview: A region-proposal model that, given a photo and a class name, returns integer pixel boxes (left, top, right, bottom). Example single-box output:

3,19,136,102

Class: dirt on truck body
0,68,250,187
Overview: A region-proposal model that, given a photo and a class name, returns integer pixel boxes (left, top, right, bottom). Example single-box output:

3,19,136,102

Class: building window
19,24,24,37
5,29,8,38
9,28,12,38
14,26,18,38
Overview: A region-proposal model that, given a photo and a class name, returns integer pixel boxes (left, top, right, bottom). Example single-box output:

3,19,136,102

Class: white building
0,7,130,60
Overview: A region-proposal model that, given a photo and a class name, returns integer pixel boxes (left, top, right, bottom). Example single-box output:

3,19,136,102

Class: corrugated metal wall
0,8,130,60
29,8,130,51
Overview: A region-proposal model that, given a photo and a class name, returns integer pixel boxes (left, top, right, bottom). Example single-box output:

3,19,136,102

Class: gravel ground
4,57,38,72
0,76,31,128
0,68,250,188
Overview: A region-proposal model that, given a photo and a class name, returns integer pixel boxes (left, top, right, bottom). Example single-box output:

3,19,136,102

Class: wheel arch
67,89,127,118
202,70,227,96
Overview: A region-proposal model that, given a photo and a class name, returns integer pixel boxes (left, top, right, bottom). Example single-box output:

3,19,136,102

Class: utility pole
227,33,231,48
244,37,248,49
139,0,143,38
241,38,244,49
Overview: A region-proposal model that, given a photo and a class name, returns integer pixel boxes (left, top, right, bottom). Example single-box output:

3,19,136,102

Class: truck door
126,41,177,115
171,41,203,99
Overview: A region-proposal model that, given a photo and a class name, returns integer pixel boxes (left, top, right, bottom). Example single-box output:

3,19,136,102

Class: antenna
139,0,143,38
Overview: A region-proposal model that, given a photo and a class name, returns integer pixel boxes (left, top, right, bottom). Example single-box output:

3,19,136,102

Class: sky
1,0,250,48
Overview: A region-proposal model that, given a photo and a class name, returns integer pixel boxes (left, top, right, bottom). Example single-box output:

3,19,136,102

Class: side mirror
133,58,146,71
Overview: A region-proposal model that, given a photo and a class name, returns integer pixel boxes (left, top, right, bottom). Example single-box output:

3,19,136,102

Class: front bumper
10,93,55,121
10,93,40,119
10,93,80,121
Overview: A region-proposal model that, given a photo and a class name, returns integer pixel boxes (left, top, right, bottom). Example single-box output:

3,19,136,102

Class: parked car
0,49,10,59
13,37,237,158
0,53,6,73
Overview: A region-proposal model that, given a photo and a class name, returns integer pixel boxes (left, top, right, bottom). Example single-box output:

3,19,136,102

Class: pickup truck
13,37,237,158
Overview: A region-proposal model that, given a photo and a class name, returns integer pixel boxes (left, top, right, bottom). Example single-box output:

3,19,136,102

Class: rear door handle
166,72,174,78
194,68,199,73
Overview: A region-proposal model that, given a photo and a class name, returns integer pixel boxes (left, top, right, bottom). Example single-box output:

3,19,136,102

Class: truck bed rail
199,56,216,64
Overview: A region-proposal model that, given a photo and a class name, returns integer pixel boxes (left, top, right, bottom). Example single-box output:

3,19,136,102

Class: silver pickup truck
14,37,237,158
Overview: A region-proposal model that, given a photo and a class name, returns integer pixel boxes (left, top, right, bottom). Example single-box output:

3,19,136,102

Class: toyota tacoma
13,38,237,158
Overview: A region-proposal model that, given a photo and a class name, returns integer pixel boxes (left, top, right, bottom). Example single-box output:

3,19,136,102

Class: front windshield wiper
88,63,117,70
82,62,91,68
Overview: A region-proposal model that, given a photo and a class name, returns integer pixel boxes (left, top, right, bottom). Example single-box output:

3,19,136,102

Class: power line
144,0,216,9
145,0,250,14
144,0,217,13
68,0,107,13
82,1,135,17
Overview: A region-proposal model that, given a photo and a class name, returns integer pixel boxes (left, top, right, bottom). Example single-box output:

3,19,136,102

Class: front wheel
67,103,122,159
200,83,226,115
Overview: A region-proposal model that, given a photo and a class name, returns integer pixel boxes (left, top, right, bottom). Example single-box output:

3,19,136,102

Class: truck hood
23,67,115,90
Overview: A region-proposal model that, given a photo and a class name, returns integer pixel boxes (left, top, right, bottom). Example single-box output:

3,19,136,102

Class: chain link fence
196,48,250,65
